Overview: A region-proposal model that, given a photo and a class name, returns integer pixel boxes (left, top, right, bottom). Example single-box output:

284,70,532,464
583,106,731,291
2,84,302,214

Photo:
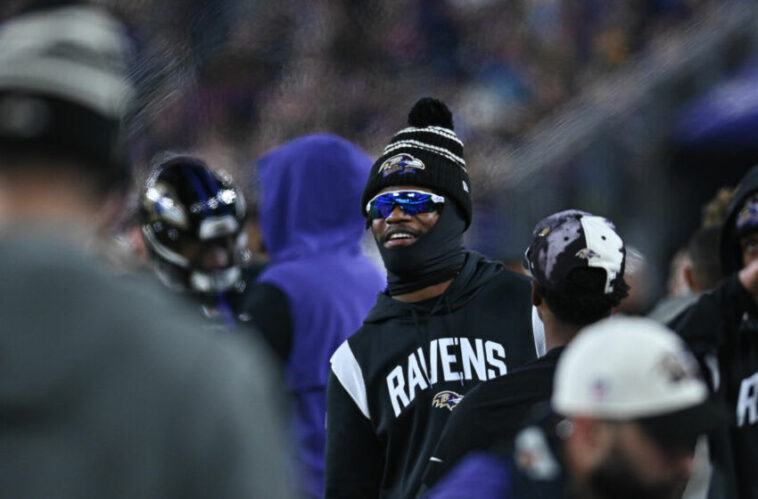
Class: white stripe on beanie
383,140,466,170
0,6,133,118
393,126,464,146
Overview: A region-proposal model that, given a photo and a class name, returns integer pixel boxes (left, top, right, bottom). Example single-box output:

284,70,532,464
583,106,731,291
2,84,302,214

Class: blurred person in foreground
426,316,722,499
0,5,293,498
673,164,758,499
253,133,385,497
421,209,628,491
325,98,540,498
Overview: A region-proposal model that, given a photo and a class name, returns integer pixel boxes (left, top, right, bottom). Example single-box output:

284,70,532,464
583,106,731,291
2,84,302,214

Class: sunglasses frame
365,189,445,218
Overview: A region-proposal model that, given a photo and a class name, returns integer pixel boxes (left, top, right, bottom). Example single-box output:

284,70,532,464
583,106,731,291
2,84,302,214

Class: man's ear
738,258,758,297
683,263,695,292
531,281,543,307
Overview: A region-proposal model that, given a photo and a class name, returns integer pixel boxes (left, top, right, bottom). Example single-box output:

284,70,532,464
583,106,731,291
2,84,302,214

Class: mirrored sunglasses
366,190,445,219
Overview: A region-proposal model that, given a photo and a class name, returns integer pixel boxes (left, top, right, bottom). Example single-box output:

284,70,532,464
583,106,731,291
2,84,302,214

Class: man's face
578,421,694,499
369,186,441,249
741,232,758,267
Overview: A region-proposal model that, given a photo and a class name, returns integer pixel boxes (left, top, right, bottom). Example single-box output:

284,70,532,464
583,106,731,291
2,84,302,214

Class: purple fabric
257,134,385,498
675,56,758,149
425,452,512,499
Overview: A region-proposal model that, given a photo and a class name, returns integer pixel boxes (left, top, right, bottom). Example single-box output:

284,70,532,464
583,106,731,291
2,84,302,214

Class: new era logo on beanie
362,97,473,228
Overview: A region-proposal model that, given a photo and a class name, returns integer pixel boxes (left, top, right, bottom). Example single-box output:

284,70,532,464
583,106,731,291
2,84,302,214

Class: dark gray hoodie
0,233,294,499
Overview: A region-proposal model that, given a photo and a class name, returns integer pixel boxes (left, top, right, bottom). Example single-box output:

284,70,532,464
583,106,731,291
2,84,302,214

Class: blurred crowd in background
106,0,716,161
1,0,755,311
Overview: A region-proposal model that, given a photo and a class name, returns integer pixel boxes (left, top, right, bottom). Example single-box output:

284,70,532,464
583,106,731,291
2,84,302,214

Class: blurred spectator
650,183,732,323
0,5,293,498
685,225,723,292
649,226,722,323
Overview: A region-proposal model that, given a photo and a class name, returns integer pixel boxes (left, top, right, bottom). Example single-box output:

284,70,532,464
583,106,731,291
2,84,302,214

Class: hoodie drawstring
412,292,465,390
411,308,434,389
441,295,465,387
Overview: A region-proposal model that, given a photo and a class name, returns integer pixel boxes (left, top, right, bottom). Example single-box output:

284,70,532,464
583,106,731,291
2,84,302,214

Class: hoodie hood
721,164,758,274
258,133,373,263
363,251,502,323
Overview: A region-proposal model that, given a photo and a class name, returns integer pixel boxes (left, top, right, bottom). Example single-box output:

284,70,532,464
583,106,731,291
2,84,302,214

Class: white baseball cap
552,316,719,441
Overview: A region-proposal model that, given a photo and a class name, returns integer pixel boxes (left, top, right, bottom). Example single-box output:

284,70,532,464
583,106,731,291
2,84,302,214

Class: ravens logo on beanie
362,97,473,228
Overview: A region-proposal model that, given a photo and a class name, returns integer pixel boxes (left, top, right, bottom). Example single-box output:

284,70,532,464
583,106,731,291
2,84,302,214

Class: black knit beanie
362,97,473,228
0,5,134,189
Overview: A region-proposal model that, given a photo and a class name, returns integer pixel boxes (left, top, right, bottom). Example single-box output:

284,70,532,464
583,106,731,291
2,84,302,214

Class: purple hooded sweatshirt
257,133,385,498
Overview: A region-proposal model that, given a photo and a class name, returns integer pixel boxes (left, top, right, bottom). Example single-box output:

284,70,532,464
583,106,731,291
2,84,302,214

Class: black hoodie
325,251,539,498
672,164,758,499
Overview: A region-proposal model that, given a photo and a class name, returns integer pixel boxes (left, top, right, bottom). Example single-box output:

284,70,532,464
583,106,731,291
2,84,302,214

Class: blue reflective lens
366,190,444,219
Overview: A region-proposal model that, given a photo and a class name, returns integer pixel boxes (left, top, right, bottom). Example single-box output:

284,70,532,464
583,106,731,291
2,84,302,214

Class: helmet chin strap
189,266,242,293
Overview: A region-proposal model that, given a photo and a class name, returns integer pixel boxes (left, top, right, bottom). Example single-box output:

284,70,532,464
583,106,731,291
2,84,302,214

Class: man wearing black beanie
325,97,541,498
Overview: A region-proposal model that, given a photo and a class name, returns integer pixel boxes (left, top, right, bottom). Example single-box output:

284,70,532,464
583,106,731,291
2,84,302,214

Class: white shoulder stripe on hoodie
330,341,371,419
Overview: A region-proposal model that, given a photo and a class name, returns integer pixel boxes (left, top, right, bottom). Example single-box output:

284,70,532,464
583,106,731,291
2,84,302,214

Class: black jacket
421,347,564,491
423,404,570,499
325,251,539,498
190,263,295,364
673,164,758,499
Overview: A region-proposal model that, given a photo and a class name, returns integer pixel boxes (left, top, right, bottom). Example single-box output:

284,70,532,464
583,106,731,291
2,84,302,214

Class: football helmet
139,155,248,294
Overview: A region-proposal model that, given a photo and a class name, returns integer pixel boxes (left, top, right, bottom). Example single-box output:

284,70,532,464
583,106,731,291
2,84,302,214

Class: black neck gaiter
377,202,466,296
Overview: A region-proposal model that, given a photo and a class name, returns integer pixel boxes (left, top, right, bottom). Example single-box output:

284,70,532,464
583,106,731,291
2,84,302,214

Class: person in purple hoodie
248,133,385,498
